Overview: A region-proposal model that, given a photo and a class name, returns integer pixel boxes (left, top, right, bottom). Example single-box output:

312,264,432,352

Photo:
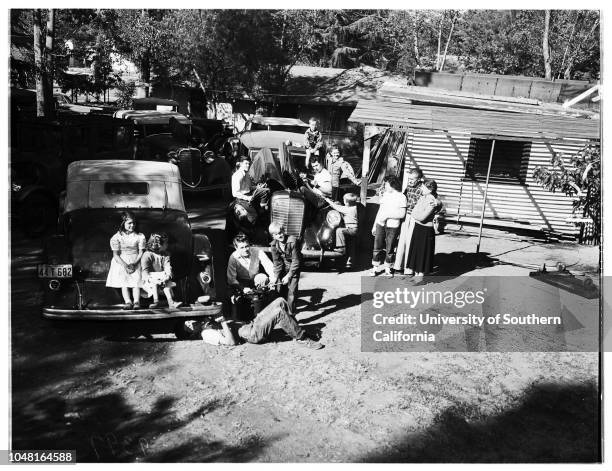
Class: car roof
250,116,308,127
67,160,181,182
113,110,192,125
239,130,306,149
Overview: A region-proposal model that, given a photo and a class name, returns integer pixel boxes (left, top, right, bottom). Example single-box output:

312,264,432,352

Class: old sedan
114,109,231,192
39,160,222,336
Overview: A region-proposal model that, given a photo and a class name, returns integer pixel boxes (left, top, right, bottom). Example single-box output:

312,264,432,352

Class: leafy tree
533,145,600,243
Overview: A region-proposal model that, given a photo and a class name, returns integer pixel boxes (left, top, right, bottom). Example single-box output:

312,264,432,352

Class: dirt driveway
10,196,600,462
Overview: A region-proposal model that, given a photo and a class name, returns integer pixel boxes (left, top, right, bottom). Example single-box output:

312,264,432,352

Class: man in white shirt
299,158,332,208
231,155,270,212
178,299,323,349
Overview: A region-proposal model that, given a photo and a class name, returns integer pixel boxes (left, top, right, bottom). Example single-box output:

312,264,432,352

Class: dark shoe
296,338,324,350
122,302,133,310
133,302,141,310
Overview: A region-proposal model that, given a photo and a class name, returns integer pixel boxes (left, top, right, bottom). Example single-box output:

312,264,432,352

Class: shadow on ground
12,393,272,462
360,381,600,463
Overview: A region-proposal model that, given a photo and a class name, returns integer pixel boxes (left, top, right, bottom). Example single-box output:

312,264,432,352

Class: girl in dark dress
406,179,443,281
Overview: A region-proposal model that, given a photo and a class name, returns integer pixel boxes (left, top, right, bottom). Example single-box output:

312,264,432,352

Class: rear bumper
43,302,223,321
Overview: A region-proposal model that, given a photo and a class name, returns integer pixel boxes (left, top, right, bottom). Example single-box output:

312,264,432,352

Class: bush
115,81,136,109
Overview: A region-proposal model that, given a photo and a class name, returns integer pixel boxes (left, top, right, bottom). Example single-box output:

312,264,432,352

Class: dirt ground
10,195,600,462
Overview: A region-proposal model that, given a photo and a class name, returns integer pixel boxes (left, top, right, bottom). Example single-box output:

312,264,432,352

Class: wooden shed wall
402,130,587,235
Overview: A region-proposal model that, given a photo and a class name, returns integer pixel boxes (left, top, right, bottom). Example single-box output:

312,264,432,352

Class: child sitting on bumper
141,233,182,309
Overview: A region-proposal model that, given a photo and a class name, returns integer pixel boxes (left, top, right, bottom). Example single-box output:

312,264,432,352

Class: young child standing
106,211,146,309
269,221,302,316
141,233,182,309
304,117,323,170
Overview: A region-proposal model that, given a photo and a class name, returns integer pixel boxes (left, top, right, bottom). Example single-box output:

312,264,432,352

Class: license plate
38,264,73,278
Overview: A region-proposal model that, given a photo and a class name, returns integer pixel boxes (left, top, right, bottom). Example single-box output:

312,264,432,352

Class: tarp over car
65,160,185,212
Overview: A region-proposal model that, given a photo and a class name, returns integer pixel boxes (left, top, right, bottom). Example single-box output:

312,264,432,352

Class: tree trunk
141,55,150,98
412,11,420,68
44,9,55,117
543,10,553,80
558,11,578,79
439,13,457,72
435,12,444,70
33,10,46,117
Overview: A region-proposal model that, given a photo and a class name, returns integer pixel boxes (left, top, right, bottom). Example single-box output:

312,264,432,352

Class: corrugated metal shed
351,83,600,237
349,99,600,142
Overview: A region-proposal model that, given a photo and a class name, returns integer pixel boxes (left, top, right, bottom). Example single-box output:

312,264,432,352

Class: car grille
178,148,202,187
271,191,305,238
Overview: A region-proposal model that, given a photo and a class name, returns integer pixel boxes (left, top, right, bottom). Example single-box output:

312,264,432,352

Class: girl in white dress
106,211,146,309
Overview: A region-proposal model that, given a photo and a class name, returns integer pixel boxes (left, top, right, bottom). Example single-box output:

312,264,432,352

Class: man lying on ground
179,297,323,349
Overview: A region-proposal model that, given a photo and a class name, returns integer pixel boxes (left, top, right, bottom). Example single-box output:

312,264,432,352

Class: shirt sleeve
288,238,302,277
141,252,152,275
316,170,332,196
110,233,120,251
258,250,275,278
138,233,146,250
226,254,239,287
270,243,283,278
231,172,242,198
411,196,437,222
163,255,173,278
200,328,224,346
342,161,360,184
314,131,323,150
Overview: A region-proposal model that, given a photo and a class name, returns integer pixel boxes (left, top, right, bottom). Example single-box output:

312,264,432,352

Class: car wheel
20,193,58,237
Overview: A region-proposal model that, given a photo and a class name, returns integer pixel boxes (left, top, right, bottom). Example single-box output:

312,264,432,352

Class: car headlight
326,210,342,228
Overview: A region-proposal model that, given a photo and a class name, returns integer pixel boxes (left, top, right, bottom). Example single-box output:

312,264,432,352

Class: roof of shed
349,83,600,142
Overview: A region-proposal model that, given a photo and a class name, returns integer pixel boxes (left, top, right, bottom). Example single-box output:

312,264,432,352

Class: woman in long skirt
406,179,443,281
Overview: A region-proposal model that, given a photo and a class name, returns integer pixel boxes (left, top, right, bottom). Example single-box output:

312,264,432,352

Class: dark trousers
372,224,399,266
336,227,358,260
331,186,342,202
277,272,300,315
237,297,305,344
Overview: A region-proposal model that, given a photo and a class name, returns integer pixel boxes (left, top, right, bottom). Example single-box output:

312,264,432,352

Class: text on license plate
38,264,73,278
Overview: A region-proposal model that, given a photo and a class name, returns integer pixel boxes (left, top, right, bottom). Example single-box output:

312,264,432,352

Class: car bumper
43,302,223,321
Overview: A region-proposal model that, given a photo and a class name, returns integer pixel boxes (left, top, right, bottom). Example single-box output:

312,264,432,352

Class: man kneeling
180,297,323,349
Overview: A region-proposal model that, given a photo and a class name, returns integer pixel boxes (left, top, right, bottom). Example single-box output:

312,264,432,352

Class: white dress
105,231,146,288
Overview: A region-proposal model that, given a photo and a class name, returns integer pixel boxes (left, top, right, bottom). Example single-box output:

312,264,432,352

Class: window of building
465,138,531,184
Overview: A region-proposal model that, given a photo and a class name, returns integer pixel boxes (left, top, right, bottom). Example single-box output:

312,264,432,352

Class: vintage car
225,144,350,267
39,160,222,336
114,108,231,192
11,115,135,235
221,116,310,171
